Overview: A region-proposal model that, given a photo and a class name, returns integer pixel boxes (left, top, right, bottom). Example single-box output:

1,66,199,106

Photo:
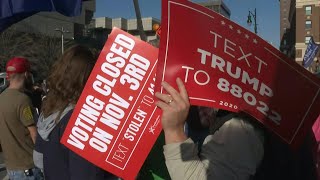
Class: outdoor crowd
0,44,320,180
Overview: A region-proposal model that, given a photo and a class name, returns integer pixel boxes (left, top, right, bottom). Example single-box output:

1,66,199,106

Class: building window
305,36,312,44
305,6,312,15
305,20,312,29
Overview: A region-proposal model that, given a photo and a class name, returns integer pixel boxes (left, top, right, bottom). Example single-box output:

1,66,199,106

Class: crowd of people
0,44,319,180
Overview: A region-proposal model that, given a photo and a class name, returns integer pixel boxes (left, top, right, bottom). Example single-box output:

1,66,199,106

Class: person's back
0,89,34,170
34,45,117,180
0,57,42,180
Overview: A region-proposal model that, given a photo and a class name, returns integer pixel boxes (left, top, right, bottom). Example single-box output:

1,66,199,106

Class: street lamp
55,27,70,54
247,8,258,34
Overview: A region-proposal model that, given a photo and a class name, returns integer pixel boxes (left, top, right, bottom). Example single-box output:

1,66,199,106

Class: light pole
247,8,258,34
55,27,70,54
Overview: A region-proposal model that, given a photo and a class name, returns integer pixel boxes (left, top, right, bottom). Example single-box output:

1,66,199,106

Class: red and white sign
156,0,320,146
61,28,162,179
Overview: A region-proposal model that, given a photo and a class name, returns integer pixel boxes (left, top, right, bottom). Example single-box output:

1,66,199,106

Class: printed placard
61,28,162,179
156,0,320,146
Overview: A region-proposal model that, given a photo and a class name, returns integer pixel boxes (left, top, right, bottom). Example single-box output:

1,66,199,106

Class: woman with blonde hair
33,45,117,180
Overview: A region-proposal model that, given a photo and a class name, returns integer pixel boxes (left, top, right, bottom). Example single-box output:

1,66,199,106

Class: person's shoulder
207,114,264,145
12,90,33,105
223,116,263,137
18,91,31,101
204,115,264,173
59,108,74,125
0,89,27,99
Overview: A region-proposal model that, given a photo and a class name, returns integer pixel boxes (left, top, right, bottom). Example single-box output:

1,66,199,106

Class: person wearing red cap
0,57,43,180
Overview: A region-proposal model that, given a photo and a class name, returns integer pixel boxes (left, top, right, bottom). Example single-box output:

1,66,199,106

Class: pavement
0,152,8,180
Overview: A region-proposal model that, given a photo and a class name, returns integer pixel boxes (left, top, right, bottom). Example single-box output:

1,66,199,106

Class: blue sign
303,37,320,68
0,0,82,32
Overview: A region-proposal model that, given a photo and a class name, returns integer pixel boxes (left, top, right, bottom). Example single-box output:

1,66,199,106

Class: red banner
61,28,162,179
156,0,320,146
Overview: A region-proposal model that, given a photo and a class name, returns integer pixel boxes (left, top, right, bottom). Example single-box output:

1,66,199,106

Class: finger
155,92,172,103
155,101,170,110
176,78,189,102
161,81,183,102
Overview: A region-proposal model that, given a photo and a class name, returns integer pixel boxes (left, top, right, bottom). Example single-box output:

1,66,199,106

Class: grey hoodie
33,105,74,169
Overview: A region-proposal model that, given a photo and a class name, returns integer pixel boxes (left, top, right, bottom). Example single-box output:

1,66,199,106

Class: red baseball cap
6,57,31,77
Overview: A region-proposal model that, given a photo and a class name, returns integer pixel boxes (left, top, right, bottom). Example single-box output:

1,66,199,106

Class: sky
95,0,280,47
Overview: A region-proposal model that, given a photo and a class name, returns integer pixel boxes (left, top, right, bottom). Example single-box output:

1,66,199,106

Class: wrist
164,128,187,144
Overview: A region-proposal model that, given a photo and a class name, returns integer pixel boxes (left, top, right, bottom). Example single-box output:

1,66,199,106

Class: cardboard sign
61,28,162,179
156,0,320,146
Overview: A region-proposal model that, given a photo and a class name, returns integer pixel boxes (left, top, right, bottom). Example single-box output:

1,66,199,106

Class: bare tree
0,28,62,80
0,28,34,71
24,33,61,80
133,0,147,41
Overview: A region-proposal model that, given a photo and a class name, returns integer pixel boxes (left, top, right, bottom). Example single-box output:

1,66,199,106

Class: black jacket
35,110,117,180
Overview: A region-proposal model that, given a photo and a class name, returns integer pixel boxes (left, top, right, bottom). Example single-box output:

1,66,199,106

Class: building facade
280,0,296,59
280,0,293,40
91,17,160,42
84,17,160,48
84,0,231,49
197,0,231,18
295,0,320,69
9,0,96,40
280,0,320,72
147,0,231,47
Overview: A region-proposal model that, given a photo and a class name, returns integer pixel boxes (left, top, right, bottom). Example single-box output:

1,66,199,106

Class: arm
163,138,209,180
155,78,189,145
27,126,37,143
156,79,264,180
19,96,37,143
156,78,204,179
163,118,264,180
156,79,207,179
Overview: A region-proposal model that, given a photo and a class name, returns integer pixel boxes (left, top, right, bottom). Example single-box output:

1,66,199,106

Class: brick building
280,0,320,72
295,0,320,69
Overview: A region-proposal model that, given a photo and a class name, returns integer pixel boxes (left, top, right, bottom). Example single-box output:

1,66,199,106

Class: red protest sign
156,0,320,146
61,28,162,179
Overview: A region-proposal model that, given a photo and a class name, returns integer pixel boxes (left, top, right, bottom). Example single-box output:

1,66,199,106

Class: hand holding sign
155,78,189,144
156,0,320,147
60,1,320,179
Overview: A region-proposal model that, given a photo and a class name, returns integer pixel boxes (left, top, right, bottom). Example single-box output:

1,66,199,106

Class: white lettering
209,31,222,48
197,48,211,64
194,70,210,86
67,134,85,150
211,54,226,72
224,39,236,58
182,66,194,83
